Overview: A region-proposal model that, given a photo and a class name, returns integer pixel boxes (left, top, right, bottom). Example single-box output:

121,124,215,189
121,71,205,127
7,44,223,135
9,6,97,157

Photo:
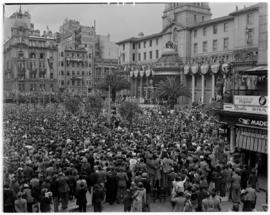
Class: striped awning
211,64,220,74
222,63,229,73
184,65,190,75
130,71,134,77
200,64,209,75
191,65,199,74
145,69,151,77
140,70,145,77
134,70,139,78
236,127,267,154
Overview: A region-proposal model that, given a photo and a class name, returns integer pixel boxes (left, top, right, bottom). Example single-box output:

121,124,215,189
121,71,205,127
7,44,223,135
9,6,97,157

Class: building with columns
117,2,266,105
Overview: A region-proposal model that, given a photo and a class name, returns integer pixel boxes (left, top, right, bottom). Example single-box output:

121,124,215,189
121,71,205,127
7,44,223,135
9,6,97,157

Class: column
191,75,195,103
201,74,205,103
211,74,215,99
140,77,143,99
230,126,236,153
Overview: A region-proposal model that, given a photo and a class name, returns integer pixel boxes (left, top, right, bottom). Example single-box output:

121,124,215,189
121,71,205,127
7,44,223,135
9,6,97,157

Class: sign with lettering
223,103,267,115
234,96,267,107
238,118,267,128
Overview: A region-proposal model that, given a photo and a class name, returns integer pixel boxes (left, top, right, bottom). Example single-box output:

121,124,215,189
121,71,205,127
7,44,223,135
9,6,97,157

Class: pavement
63,189,268,212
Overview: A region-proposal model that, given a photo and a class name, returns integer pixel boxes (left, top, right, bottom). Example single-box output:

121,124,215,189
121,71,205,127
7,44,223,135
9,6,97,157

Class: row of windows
123,38,159,51
59,70,91,76
136,50,159,61
194,23,229,38
60,80,91,86
28,73,54,79
60,52,90,58
193,38,229,54
18,83,55,92
59,61,91,67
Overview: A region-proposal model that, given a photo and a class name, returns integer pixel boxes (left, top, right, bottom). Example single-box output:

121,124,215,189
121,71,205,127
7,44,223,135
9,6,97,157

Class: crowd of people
3,104,259,212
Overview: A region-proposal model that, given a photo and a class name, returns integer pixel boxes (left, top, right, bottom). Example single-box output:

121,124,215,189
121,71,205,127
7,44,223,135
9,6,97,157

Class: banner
234,95,267,107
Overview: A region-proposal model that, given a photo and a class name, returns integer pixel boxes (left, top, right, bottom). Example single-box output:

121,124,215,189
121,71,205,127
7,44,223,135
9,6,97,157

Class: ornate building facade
117,3,267,105
4,7,58,100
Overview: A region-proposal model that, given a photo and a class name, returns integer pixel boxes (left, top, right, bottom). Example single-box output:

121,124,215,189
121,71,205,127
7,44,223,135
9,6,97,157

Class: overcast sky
4,2,256,42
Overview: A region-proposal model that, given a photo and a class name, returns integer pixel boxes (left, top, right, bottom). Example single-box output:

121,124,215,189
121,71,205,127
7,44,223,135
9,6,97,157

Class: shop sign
238,118,267,128
234,96,267,107
223,103,267,115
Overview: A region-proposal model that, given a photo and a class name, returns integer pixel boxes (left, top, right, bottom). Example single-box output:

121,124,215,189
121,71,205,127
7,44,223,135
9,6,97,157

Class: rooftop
190,15,234,29
229,3,260,16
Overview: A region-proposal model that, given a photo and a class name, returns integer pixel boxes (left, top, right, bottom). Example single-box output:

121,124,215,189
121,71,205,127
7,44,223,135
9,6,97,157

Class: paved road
66,190,267,212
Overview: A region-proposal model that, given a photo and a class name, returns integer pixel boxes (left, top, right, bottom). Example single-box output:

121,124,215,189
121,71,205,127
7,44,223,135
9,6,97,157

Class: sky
4,2,256,42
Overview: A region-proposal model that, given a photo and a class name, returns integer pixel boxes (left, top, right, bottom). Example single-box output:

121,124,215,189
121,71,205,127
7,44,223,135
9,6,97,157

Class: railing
232,89,267,96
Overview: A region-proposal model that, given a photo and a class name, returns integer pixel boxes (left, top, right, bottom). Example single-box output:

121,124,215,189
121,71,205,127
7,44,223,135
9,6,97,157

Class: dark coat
76,188,87,205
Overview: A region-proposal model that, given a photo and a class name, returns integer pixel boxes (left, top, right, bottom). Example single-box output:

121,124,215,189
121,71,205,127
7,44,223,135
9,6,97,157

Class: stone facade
117,3,267,105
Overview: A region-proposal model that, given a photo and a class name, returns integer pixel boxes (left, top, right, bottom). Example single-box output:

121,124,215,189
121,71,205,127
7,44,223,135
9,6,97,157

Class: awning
134,70,139,78
184,65,190,75
200,64,209,75
211,64,220,74
140,70,145,77
130,71,134,77
191,65,199,74
145,69,151,77
222,63,229,73
239,66,268,75
236,127,267,154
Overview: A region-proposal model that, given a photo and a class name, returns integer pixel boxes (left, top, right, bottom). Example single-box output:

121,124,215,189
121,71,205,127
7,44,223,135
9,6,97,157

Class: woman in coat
132,182,146,212
231,169,241,204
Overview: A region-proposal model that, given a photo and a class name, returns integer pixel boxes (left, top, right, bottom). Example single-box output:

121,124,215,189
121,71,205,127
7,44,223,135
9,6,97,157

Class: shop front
219,111,267,177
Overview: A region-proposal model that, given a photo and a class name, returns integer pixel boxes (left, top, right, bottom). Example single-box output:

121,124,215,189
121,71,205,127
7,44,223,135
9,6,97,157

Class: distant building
3,7,58,100
57,19,96,95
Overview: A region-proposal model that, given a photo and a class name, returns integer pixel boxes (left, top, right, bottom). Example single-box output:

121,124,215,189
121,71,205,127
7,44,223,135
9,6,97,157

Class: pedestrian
171,190,186,212
231,168,241,204
40,188,52,212
123,189,133,212
132,182,146,212
4,184,15,212
14,192,27,212
75,181,88,212
92,184,105,212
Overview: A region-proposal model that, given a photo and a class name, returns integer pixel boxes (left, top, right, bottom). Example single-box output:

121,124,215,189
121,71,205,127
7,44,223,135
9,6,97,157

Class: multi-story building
117,3,267,106
57,19,95,95
4,7,58,100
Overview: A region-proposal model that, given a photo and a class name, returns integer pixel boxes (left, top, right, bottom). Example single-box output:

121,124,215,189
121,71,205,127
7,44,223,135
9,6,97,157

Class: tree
156,77,190,109
64,96,81,114
84,95,104,118
119,101,142,127
96,73,130,103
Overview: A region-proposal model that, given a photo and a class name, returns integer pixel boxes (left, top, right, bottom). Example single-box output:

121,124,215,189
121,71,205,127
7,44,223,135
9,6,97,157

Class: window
72,71,75,76
82,71,84,76
50,73,53,79
194,15,197,22
202,16,204,22
138,53,141,61
123,44,125,50
61,52,63,57
18,83,25,91
122,53,125,62
194,30,197,38
247,29,254,44
203,28,206,36
247,13,254,25
61,61,64,66
193,43,198,54
77,71,80,75
203,41,208,52
133,43,136,49
223,38,229,50
156,38,158,45
61,80,64,86
212,40,217,51
224,23,228,32
61,71,64,76
138,43,141,49
144,41,146,48
144,52,146,60
213,25,217,34
156,50,159,59
149,51,152,59
149,40,152,47
133,53,136,62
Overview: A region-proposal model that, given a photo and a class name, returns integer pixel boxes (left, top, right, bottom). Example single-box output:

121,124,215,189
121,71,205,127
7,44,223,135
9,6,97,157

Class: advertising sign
223,103,267,115
238,118,267,128
234,96,267,107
